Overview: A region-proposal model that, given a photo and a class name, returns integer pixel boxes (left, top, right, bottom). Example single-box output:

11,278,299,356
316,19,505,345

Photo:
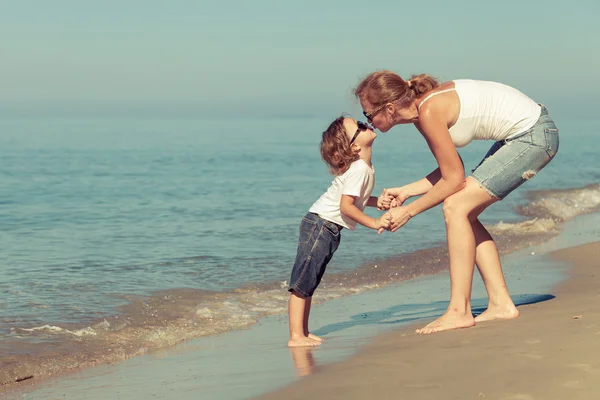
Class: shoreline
258,241,600,400
1,234,572,400
0,213,600,398
0,230,559,393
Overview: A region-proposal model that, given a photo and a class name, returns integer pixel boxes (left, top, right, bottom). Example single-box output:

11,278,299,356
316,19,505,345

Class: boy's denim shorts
288,212,342,298
471,105,559,199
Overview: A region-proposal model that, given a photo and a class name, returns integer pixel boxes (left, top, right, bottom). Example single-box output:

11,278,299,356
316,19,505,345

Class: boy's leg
288,290,320,347
287,214,340,345
303,297,323,342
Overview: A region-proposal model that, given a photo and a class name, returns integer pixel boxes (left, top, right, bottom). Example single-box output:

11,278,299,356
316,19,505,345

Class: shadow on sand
288,294,554,377
312,293,555,337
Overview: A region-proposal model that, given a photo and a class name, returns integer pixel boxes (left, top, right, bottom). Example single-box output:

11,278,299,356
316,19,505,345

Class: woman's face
360,99,415,132
360,99,392,132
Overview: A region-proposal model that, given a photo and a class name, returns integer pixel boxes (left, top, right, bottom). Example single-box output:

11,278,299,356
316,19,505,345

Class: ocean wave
14,325,98,337
517,183,600,221
488,218,559,235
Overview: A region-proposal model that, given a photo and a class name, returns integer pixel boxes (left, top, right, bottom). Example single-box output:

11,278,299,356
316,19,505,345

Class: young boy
287,116,391,347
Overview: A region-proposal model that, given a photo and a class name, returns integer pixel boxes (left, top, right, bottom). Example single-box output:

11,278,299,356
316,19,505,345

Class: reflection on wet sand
289,346,317,377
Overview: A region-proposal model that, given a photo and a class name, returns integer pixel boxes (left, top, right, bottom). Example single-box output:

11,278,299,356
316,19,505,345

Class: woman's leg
417,178,498,334
418,110,558,334
472,218,519,322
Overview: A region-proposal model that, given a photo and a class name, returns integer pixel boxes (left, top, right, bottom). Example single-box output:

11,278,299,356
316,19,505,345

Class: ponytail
355,70,441,106
408,74,440,96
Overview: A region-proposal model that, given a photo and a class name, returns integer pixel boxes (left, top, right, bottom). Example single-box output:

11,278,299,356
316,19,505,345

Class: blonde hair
320,116,359,175
354,70,440,107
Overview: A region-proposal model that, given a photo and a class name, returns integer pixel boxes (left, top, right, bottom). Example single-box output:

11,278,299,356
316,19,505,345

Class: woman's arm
382,168,441,206
403,102,465,219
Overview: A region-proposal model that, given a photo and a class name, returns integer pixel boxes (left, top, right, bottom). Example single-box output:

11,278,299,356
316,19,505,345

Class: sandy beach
259,241,600,400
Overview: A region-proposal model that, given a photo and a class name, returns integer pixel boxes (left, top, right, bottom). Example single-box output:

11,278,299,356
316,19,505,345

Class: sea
1,113,599,386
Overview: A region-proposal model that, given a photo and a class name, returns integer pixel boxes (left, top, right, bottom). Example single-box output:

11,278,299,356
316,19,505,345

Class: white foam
489,218,559,235
15,324,98,337
525,183,600,221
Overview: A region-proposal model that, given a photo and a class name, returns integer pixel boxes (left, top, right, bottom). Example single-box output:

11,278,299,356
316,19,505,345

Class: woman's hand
377,206,412,233
378,188,410,210
389,191,410,208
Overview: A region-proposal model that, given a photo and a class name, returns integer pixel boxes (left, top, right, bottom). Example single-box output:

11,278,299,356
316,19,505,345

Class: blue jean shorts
471,105,559,199
288,212,342,298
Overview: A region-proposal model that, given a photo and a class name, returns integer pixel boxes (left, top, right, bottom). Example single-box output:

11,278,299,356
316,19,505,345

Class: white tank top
418,80,542,148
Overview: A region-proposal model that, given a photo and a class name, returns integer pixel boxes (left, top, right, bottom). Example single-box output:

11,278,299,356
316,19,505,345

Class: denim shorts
288,212,342,298
471,105,559,199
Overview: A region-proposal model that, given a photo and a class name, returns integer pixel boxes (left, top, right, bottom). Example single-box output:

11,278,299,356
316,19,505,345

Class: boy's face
343,118,376,147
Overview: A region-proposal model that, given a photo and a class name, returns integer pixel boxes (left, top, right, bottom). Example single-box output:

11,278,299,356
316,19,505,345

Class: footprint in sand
519,352,544,360
404,382,439,389
562,380,583,389
501,394,535,400
568,363,600,375
524,339,541,344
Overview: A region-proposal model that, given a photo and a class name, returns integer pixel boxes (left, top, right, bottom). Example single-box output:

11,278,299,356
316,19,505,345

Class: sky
1,0,599,118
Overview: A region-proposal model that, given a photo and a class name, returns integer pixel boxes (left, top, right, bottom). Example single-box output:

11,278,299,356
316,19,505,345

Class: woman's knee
442,196,469,223
443,195,482,223
443,180,497,224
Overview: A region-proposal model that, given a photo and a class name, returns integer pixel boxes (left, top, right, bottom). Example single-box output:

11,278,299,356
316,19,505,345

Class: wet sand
258,241,600,400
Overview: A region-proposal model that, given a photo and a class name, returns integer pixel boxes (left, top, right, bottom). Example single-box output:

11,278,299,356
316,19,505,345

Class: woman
354,71,559,334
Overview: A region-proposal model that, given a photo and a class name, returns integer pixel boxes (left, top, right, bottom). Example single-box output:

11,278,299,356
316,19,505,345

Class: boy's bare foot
288,336,321,347
475,304,520,322
308,333,324,342
416,312,476,334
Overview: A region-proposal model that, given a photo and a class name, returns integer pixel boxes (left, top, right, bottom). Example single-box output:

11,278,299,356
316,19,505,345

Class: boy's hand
377,188,395,210
375,213,392,234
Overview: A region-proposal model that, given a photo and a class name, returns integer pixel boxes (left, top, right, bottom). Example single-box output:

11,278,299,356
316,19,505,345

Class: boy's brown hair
320,116,359,176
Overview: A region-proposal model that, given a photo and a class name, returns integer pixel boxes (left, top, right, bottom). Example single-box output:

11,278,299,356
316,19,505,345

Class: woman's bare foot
308,333,324,342
475,304,520,322
288,336,321,347
416,312,476,334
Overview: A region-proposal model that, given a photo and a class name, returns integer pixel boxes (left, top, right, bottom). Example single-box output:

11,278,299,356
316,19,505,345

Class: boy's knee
289,288,309,299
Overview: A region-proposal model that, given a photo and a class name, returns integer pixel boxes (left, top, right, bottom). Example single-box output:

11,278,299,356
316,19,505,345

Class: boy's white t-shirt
309,159,375,231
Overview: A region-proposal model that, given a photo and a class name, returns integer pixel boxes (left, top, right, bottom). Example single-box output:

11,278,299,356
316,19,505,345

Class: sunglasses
349,121,370,144
362,103,388,123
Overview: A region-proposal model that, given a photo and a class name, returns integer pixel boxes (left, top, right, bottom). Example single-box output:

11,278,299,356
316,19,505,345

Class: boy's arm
366,196,379,208
340,194,389,231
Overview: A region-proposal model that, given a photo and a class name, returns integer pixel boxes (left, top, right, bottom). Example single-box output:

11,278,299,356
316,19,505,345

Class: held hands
377,188,409,210
376,188,394,210
377,206,412,234
375,188,412,234
374,213,392,234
